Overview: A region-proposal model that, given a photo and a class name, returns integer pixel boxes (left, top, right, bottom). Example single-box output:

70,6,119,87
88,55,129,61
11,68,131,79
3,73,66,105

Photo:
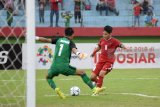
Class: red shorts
93,62,113,76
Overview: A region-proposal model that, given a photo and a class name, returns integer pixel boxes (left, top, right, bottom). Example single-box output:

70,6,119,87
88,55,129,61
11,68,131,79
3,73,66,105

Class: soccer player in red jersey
90,25,128,95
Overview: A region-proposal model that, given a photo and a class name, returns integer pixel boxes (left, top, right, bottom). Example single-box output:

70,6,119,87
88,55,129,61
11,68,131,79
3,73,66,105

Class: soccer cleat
55,88,66,99
92,87,106,96
92,87,99,96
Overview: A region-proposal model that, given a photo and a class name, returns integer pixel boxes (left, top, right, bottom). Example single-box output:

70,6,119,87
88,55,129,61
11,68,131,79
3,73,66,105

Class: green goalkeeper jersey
51,37,76,65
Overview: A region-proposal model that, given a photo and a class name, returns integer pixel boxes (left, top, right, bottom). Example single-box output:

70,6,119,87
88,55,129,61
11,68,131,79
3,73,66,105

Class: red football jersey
98,37,121,63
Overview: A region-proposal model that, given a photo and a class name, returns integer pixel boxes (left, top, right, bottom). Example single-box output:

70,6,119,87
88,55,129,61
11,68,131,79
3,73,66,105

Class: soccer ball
70,86,80,96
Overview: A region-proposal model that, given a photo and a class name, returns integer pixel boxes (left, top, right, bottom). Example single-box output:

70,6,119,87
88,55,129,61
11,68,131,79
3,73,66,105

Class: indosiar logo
37,45,54,65
0,51,9,64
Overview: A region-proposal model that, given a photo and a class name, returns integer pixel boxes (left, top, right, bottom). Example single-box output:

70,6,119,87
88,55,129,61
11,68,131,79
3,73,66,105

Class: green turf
1,69,160,107
36,69,160,107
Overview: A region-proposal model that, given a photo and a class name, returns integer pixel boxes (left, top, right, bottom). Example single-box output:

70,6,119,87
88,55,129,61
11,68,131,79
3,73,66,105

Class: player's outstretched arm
35,36,52,43
72,48,88,59
120,43,129,50
91,46,101,57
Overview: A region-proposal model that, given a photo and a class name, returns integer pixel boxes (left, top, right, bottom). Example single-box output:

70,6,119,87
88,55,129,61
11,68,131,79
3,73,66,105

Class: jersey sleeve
70,40,77,49
98,38,102,48
115,38,121,47
51,38,59,44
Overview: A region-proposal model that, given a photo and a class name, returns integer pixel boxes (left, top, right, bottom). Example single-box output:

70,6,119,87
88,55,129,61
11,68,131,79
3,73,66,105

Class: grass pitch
37,69,160,107
0,69,160,107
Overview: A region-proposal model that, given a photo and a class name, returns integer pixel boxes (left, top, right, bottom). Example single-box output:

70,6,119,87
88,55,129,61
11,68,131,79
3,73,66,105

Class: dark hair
104,25,112,34
65,27,74,36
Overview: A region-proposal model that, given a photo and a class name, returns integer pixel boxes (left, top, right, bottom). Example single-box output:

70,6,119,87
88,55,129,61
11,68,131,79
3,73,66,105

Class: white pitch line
45,93,91,97
1,78,159,82
0,96,25,98
107,78,159,80
1,93,159,99
59,78,76,81
45,93,160,99
111,93,160,98
36,77,159,81
37,78,76,81
0,80,23,82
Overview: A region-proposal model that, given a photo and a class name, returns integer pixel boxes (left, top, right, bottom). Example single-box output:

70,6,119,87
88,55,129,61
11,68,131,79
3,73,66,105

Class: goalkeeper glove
76,52,88,59
35,36,40,40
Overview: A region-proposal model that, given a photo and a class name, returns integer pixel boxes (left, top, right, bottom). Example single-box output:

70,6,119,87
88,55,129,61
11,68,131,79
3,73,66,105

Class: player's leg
96,62,113,88
96,70,107,88
137,16,140,27
90,62,107,95
78,11,81,23
92,62,113,95
50,10,54,27
46,68,66,99
46,73,57,89
90,72,98,86
42,8,45,23
74,11,78,23
92,69,108,96
75,69,103,95
76,69,95,89
55,10,59,27
92,69,110,95
75,68,106,96
63,65,107,95
63,65,95,90
133,16,136,27
90,62,104,85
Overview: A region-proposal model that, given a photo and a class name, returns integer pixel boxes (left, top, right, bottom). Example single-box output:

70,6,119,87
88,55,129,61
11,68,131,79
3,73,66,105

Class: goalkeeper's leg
46,74,66,99
81,73,101,95
75,69,96,93
81,73,95,89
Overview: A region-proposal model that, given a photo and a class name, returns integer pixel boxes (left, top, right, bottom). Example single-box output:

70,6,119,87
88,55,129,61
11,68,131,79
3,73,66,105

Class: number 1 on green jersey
58,44,64,56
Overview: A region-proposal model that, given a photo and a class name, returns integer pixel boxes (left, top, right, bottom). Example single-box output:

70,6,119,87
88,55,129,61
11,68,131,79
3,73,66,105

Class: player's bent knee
90,76,97,81
79,71,85,75
46,75,49,80
90,73,97,80
90,77,95,81
99,69,111,77
76,70,85,75
46,75,52,80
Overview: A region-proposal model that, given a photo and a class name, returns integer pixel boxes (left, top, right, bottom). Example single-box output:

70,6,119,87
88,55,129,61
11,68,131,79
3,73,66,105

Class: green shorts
48,64,76,78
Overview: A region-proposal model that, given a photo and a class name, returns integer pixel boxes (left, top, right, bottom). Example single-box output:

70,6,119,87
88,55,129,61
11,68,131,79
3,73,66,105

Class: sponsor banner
71,43,160,69
22,43,160,69
0,44,22,69
22,43,96,69
114,43,160,68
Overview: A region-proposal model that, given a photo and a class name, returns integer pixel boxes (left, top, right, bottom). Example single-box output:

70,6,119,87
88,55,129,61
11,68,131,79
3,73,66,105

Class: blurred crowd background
0,0,159,27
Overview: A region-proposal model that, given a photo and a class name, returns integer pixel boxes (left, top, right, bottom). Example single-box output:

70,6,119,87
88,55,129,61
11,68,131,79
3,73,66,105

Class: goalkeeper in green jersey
36,27,103,99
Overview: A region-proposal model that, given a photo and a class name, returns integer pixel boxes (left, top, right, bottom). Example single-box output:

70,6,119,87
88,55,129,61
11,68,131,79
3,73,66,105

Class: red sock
96,76,104,88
